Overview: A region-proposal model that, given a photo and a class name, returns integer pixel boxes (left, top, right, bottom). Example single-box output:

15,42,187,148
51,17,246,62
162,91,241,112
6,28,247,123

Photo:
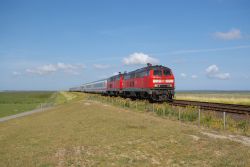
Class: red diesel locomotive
70,64,175,101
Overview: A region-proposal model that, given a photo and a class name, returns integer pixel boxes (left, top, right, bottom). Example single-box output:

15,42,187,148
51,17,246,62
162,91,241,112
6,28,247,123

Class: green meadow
0,91,56,118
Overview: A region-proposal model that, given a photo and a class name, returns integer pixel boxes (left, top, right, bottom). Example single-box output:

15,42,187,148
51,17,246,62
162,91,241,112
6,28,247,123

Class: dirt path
0,106,53,123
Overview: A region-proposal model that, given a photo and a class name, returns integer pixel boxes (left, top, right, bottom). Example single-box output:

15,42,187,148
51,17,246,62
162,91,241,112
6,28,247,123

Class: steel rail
171,100,250,115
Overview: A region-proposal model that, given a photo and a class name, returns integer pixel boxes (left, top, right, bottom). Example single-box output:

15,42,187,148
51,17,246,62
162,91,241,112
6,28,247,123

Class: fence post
198,109,201,127
223,112,226,130
178,108,181,120
152,103,154,112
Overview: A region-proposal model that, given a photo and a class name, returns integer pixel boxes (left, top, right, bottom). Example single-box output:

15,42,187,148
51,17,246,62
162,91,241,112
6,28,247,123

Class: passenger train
69,64,175,101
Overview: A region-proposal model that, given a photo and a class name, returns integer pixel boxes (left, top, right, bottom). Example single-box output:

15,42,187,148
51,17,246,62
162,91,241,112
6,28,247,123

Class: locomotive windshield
153,70,162,76
153,68,171,76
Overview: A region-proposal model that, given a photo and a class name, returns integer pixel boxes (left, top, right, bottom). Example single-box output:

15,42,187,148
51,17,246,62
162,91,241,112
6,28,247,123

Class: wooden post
136,101,137,110
198,109,201,127
223,112,226,130
152,103,154,112
178,108,181,120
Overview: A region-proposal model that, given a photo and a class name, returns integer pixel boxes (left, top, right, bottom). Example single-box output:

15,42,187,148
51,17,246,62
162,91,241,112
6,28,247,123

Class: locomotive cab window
163,69,171,76
153,69,162,76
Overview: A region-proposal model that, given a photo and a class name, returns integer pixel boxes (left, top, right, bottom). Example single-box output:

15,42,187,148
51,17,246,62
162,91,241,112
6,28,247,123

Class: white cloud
214,28,242,40
26,64,57,75
123,52,159,65
112,72,119,75
206,65,219,74
58,62,85,70
57,62,74,70
180,73,187,78
191,75,198,79
12,71,22,76
206,65,230,80
25,62,85,76
93,64,110,69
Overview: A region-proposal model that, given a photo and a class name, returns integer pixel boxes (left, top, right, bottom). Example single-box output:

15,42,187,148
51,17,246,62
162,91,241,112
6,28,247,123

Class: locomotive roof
124,65,171,75
108,65,171,78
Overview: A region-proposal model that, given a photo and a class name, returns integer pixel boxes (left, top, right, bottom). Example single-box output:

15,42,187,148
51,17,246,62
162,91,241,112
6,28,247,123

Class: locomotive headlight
153,79,161,83
165,79,174,83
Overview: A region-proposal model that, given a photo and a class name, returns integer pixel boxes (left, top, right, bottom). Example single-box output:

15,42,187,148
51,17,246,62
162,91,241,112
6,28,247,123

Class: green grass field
0,92,249,167
0,91,73,117
175,91,250,105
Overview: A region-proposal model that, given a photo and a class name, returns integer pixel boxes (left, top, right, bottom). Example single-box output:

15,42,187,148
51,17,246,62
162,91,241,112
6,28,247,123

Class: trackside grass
87,94,250,136
0,92,249,166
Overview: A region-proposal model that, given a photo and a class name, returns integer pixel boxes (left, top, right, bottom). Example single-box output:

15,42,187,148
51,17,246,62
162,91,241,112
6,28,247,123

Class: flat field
175,91,250,105
0,92,249,167
0,91,55,118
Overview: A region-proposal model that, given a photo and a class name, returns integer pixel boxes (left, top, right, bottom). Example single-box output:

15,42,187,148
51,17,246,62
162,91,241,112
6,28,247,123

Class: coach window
153,69,162,76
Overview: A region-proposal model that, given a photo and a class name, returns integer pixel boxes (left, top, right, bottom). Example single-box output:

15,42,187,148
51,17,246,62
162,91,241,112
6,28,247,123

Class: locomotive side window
163,69,171,76
153,70,162,76
136,70,148,78
136,71,142,78
130,72,135,78
124,74,130,80
115,76,120,81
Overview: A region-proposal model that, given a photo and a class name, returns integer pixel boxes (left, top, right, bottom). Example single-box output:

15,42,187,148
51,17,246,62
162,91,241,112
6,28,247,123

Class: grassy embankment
175,91,250,105
0,91,77,118
0,92,249,166
87,94,250,135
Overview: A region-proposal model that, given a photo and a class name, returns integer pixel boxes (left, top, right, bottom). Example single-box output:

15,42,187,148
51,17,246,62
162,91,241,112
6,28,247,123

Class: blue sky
1,0,250,90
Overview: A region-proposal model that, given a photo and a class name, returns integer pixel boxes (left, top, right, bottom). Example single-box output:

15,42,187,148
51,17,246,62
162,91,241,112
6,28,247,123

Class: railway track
171,100,250,115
